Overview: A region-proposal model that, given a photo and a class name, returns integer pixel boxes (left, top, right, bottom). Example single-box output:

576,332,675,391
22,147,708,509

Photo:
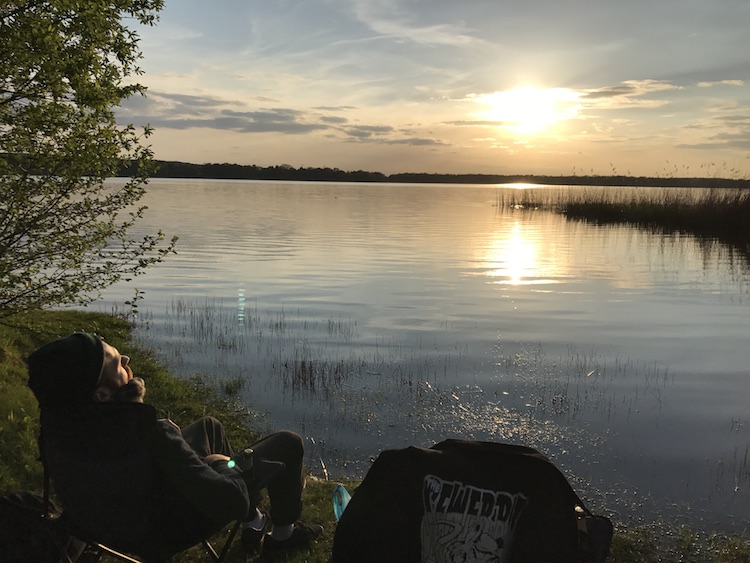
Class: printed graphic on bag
420,475,529,563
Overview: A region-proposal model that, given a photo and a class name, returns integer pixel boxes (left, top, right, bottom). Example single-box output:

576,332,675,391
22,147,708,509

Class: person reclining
27,333,322,562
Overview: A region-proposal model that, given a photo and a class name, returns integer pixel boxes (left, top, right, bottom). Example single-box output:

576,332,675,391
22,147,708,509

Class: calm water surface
98,179,750,531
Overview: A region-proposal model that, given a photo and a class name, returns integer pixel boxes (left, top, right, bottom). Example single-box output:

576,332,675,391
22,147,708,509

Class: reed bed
498,186,750,259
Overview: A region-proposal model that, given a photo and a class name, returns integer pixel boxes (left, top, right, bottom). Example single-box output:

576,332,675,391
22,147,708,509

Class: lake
96,178,750,531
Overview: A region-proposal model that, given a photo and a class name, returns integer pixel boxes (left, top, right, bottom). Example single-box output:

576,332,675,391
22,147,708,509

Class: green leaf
0,0,173,317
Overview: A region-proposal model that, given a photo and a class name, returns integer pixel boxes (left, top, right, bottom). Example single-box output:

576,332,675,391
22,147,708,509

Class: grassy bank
499,186,750,260
2,310,750,561
0,310,337,562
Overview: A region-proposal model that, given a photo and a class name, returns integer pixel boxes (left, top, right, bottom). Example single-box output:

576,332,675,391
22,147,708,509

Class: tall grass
498,187,750,260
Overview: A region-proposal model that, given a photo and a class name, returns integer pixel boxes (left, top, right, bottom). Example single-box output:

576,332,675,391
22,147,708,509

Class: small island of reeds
497,186,750,262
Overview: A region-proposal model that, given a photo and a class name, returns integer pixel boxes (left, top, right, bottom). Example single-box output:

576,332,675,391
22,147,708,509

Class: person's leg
247,430,304,526
179,416,234,458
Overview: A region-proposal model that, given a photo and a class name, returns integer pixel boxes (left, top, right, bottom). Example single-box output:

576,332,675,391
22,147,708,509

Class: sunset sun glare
474,87,580,134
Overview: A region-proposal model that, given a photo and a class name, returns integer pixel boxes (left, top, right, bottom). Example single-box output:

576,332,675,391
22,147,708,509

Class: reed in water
499,186,750,258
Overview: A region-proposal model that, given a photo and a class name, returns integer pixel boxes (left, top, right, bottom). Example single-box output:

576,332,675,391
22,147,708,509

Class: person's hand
204,453,231,464
157,418,181,432
163,418,180,431
112,376,147,403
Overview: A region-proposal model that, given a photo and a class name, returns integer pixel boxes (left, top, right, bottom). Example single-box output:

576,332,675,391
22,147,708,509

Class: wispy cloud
696,79,744,88
119,89,447,147
383,137,448,146
344,125,395,138
580,80,681,109
349,0,478,47
119,91,328,134
676,101,750,150
678,133,750,151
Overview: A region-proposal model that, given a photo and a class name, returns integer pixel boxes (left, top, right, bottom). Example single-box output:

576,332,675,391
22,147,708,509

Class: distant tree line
118,160,750,189
122,161,389,182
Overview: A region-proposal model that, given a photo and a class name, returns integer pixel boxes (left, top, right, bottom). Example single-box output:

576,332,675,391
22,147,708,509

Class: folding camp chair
51,505,242,563
37,403,283,563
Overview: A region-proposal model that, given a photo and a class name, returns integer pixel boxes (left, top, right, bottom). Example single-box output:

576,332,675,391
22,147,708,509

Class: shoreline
119,160,750,189
3,311,750,561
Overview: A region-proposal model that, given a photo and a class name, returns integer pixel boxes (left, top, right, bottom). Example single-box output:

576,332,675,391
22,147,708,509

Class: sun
473,86,580,134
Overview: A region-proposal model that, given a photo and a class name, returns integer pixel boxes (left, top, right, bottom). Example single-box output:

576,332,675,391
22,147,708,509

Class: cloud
445,120,513,127
335,122,446,146
677,102,750,150
383,137,448,146
118,91,330,134
580,79,681,109
147,115,326,134
678,133,750,150
118,88,444,148
697,80,744,88
718,114,750,123
156,92,238,109
343,125,395,138
349,0,478,47
320,116,349,124
314,106,358,111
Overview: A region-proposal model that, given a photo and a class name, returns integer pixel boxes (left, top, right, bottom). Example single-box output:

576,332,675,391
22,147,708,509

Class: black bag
331,440,612,563
0,490,69,562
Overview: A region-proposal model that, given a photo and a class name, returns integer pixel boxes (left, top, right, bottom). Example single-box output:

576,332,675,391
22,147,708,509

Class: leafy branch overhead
0,0,176,317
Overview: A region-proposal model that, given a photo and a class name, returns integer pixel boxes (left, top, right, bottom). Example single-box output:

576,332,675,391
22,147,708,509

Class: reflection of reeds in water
138,297,750,515
163,297,357,346
279,354,367,393
153,297,363,385
493,342,750,507
497,187,750,261
492,342,673,425
152,297,675,425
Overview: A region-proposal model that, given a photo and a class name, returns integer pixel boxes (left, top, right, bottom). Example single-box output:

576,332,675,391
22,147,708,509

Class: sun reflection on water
479,220,561,286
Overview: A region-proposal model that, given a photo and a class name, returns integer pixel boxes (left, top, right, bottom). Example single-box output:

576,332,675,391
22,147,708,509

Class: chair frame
59,528,241,563
44,466,243,563
40,436,285,563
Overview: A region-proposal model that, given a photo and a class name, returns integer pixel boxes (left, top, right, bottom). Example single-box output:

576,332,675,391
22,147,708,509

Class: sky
118,0,750,177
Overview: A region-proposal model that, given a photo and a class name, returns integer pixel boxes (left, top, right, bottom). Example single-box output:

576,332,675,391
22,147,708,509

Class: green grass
608,524,750,563
3,310,750,561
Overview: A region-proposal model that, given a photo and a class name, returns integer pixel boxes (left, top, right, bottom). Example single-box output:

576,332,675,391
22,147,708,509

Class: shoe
264,521,324,552
241,515,270,562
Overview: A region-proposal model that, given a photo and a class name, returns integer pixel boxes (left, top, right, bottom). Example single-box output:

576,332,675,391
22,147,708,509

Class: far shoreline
119,160,750,190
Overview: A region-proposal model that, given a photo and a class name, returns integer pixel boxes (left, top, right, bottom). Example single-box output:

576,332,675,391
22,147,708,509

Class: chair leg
90,543,143,562
203,519,242,562
57,540,103,563
202,539,221,561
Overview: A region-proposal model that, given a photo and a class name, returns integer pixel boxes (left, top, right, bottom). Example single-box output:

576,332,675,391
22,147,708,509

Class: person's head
93,341,144,403
27,333,145,412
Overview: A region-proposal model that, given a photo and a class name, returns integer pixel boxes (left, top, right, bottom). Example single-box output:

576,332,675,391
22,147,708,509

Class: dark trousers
181,417,304,526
